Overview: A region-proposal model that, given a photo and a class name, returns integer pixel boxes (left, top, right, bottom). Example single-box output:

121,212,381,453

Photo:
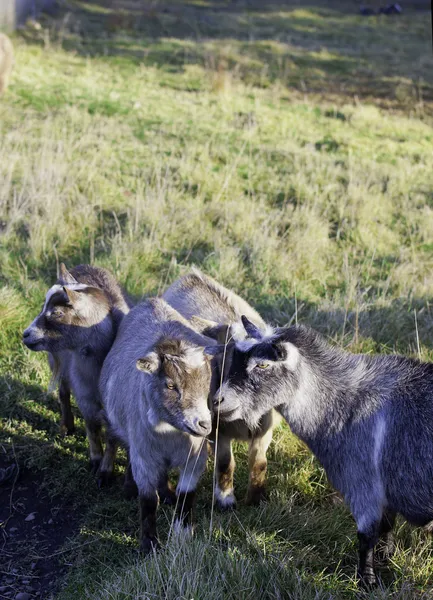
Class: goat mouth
23,339,44,350
215,406,240,420
184,424,211,438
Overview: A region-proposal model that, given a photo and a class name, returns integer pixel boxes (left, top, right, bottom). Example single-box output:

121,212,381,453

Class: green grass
1,0,433,598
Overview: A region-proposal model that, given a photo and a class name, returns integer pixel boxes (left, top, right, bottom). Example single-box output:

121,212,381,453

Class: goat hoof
89,458,101,475
97,471,114,489
358,569,377,588
376,535,395,563
215,498,236,512
124,480,138,500
140,536,159,555
159,488,176,506
245,486,268,506
59,424,75,437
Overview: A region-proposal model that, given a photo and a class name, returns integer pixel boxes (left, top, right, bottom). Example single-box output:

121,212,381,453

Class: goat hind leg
97,432,118,488
246,424,273,505
124,453,138,499
85,419,104,474
376,510,396,563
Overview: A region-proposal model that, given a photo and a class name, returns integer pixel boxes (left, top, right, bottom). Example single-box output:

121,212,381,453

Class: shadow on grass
18,0,433,109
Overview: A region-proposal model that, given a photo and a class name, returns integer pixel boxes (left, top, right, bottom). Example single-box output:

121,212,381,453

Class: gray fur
22,263,132,479
215,318,433,584
100,297,214,550
163,269,279,508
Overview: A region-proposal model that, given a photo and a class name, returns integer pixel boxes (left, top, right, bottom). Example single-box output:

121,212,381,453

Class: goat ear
189,315,218,332
63,286,81,304
204,344,226,356
189,316,231,345
241,315,263,340
59,263,78,285
136,352,159,374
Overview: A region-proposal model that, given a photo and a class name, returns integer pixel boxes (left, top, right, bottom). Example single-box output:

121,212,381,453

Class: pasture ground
1,1,433,598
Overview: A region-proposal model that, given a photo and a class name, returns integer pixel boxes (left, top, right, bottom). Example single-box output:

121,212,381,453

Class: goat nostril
198,420,210,431
23,331,30,338
213,396,224,406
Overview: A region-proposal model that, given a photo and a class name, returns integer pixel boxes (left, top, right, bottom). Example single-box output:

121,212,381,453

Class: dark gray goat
211,316,433,585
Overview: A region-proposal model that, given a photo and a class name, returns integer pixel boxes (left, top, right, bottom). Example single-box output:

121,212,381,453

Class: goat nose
193,418,212,435
213,395,224,406
23,330,30,338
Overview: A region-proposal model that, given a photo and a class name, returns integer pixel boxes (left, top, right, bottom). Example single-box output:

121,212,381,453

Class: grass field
1,0,433,598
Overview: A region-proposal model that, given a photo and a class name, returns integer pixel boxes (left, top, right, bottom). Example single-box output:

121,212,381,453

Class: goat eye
256,362,269,369
166,382,175,390
52,310,64,319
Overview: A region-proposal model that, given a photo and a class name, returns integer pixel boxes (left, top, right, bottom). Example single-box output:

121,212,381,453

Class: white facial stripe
43,283,88,312
282,342,300,370
243,342,299,372
43,284,64,312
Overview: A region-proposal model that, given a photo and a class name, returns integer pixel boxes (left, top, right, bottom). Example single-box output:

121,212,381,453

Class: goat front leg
97,432,118,488
246,423,273,505
214,434,236,511
175,442,207,533
352,499,383,587
158,473,176,506
131,455,160,553
75,394,104,475
58,378,75,435
139,491,159,554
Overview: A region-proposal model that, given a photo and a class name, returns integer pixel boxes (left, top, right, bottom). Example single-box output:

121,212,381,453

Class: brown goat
163,269,280,509
23,263,132,485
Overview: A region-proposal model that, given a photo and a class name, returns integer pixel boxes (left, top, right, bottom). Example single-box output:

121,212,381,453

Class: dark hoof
89,458,102,475
358,568,377,588
245,486,268,506
376,537,395,563
159,488,177,506
60,424,76,436
140,536,160,555
215,498,236,512
124,480,139,500
97,470,114,489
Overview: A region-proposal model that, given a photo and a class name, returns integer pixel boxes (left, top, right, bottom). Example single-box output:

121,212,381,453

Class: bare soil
0,454,79,600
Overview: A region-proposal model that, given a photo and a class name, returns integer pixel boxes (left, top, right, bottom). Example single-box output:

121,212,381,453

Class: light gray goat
100,297,214,552
211,316,433,585
163,269,279,509
22,263,132,484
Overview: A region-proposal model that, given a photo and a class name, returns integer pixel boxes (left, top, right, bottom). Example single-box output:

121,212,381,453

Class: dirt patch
0,454,79,600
